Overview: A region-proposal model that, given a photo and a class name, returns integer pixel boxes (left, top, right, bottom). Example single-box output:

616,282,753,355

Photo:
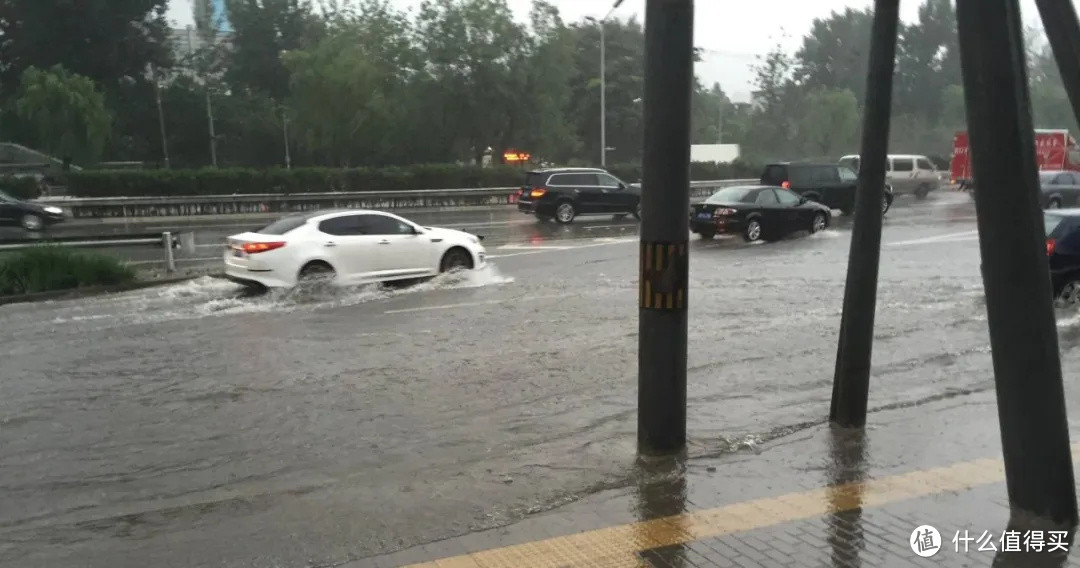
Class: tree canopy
0,0,1075,169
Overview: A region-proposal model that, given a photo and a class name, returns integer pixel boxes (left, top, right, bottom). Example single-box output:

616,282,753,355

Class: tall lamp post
585,0,625,168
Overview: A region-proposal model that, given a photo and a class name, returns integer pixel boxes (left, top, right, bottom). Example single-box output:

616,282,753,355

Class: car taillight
530,188,547,198
713,208,738,217
781,181,791,189
1048,239,1056,256
242,241,286,254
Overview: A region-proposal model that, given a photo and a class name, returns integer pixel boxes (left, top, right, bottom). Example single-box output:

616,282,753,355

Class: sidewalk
350,387,1080,568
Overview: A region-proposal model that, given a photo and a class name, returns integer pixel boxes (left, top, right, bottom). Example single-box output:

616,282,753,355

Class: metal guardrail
36,179,756,206
0,231,195,272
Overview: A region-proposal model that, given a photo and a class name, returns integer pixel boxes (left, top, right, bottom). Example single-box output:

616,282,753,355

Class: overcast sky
167,0,1045,102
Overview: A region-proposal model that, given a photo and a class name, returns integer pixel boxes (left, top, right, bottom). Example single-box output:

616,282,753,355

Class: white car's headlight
44,206,63,215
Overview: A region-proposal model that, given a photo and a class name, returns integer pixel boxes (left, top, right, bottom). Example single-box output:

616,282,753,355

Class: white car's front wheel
439,248,474,273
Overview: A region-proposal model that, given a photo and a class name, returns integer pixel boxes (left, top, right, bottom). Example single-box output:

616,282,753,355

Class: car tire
632,201,642,221
1057,278,1080,306
915,184,930,199
1048,198,1062,210
742,218,763,242
21,213,44,231
882,194,892,215
810,212,827,234
554,201,576,224
698,229,715,240
298,261,335,283
439,247,474,273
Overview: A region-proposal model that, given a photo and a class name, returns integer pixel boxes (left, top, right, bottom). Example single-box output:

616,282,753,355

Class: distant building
194,0,232,32
168,26,232,63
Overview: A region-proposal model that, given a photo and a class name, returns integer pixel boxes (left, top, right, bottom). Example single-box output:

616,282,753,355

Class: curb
0,274,201,306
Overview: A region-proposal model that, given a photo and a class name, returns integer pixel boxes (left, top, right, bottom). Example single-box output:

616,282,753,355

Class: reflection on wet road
5,193,1080,567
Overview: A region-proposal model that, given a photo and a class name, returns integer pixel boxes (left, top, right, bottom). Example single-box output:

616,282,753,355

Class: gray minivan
838,154,941,198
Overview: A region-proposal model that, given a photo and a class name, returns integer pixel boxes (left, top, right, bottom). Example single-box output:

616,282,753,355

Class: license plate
696,212,712,220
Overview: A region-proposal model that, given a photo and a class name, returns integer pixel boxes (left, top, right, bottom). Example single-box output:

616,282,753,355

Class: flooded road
3,193,1078,567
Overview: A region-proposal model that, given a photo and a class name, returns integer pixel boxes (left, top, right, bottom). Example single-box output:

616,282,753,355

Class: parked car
1039,171,1080,209
1045,209,1080,303
223,210,487,290
760,162,893,216
516,167,640,224
838,154,940,198
0,190,65,231
689,185,832,242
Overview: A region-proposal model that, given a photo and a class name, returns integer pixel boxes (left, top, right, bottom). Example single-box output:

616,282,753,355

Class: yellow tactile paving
401,442,1080,568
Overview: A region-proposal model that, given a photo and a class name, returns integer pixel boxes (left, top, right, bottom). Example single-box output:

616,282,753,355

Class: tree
511,1,577,163
743,43,797,161
798,88,860,157
0,0,171,97
15,66,111,167
894,0,960,119
416,0,530,164
793,9,874,104
565,18,645,164
225,0,324,99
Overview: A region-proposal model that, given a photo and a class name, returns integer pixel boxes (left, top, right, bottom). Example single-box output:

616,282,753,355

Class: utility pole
956,0,1078,526
206,88,218,168
717,97,724,144
829,0,900,427
151,64,171,170
283,106,292,170
638,0,693,456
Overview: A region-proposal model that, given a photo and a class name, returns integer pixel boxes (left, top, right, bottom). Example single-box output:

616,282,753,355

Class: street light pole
600,23,607,167
589,0,624,169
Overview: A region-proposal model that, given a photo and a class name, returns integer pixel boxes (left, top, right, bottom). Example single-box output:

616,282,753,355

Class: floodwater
4,194,1080,567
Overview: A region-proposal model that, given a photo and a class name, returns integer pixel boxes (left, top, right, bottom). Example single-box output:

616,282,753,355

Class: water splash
47,265,516,328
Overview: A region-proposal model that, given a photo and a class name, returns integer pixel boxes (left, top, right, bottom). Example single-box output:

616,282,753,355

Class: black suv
517,168,641,224
760,162,893,215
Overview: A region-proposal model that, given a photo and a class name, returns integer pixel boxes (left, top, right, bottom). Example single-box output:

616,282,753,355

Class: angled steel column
1034,0,1080,127
638,0,693,455
956,0,1078,526
830,0,900,427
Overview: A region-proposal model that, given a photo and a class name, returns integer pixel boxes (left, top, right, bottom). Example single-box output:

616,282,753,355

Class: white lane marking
886,230,980,247
497,244,573,250
486,236,637,259
384,294,563,314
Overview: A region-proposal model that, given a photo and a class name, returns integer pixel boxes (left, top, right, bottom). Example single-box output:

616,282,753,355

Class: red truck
950,129,1080,189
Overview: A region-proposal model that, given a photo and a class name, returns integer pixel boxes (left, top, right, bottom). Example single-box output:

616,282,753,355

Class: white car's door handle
378,240,391,245
324,241,337,247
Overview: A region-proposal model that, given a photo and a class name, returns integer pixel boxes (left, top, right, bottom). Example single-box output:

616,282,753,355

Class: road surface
4,192,1073,567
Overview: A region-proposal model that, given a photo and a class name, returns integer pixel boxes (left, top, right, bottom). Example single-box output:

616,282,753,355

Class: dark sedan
690,185,832,242
0,190,65,231
1046,209,1080,303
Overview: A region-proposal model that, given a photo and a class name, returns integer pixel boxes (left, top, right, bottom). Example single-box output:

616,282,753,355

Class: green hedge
0,176,42,200
0,246,136,295
65,161,764,198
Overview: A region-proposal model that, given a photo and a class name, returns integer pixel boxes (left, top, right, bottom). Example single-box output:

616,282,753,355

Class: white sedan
223,209,487,289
